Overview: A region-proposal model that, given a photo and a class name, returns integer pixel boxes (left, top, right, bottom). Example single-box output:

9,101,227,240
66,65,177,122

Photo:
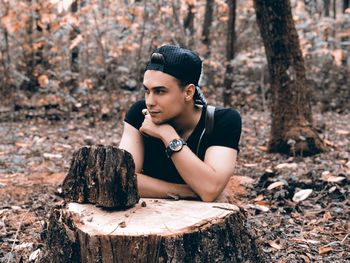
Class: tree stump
62,145,139,209
43,199,264,263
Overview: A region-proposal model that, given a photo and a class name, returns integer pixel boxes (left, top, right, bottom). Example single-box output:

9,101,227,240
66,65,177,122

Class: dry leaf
38,75,49,87
267,181,285,190
335,129,349,135
292,189,313,202
321,171,346,183
248,204,270,212
243,163,258,167
254,194,265,202
323,211,332,220
318,246,332,254
268,240,283,250
292,238,320,244
325,176,346,183
257,145,268,152
275,163,298,170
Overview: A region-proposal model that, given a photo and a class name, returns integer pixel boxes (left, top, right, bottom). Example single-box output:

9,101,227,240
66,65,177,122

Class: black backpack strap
196,105,215,156
204,105,215,135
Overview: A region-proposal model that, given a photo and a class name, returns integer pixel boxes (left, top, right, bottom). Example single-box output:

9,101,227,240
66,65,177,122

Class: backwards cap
145,45,202,86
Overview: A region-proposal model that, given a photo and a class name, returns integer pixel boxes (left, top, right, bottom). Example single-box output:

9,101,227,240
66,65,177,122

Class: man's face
143,70,186,125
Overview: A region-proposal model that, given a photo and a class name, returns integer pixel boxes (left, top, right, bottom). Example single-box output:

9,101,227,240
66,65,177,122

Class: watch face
169,139,183,151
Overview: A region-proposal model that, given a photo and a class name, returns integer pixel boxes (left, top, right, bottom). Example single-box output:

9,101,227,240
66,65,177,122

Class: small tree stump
44,199,264,263
62,145,139,209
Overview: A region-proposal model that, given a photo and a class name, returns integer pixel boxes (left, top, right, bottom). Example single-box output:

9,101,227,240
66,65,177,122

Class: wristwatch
165,138,187,158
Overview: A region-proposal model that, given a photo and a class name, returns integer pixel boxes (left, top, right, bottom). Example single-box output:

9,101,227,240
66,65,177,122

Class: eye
155,89,165,94
143,87,150,94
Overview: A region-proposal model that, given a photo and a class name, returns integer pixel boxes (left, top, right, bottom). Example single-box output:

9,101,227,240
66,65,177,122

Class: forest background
0,0,349,262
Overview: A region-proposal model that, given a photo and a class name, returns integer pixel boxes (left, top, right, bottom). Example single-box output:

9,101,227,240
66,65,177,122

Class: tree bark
253,0,327,156
343,0,350,12
184,2,195,48
324,0,331,16
62,145,139,209
223,0,236,107
43,199,265,263
202,0,214,55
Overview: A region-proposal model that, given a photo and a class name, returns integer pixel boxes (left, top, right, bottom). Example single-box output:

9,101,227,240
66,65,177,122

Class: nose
145,92,155,108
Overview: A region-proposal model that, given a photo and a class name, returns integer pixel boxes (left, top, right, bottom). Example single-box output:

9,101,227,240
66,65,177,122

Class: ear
184,84,195,102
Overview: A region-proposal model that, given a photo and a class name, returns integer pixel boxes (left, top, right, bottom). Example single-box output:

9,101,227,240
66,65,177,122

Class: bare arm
119,122,198,200
170,144,237,202
139,116,237,202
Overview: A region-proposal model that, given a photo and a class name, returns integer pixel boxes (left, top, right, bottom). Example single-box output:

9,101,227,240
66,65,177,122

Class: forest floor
0,109,349,263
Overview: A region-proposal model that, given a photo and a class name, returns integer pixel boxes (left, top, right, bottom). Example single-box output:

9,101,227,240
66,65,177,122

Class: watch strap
165,138,187,158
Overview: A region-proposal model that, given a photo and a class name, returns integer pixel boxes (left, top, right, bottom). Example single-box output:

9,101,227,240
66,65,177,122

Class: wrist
161,127,179,145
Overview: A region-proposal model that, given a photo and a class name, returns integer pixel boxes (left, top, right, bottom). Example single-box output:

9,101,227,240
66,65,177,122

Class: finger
142,109,148,116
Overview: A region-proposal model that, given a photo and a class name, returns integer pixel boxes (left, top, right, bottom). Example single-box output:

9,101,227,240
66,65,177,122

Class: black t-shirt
124,100,242,184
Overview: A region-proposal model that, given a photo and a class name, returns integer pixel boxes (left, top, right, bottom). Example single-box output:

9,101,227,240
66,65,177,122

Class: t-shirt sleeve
209,108,242,152
124,100,146,129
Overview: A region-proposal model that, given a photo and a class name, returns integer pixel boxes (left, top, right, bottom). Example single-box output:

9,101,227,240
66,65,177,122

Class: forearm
170,147,225,201
136,173,199,200
160,133,231,202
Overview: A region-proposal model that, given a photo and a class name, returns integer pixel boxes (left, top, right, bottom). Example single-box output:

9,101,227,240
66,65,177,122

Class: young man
119,45,241,202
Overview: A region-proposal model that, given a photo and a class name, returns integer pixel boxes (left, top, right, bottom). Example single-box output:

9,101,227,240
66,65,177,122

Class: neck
170,104,202,139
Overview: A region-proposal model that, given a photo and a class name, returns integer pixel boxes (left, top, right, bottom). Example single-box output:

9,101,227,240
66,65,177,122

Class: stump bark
44,199,264,263
62,145,139,209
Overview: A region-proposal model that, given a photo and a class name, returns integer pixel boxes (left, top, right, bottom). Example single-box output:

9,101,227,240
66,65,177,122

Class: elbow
197,185,222,202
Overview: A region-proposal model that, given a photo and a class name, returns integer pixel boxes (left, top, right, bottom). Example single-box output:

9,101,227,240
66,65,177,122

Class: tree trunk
223,0,236,107
62,146,139,209
70,0,83,73
43,199,265,263
304,0,319,16
343,0,350,12
202,0,214,56
253,0,327,156
324,0,331,16
184,3,195,48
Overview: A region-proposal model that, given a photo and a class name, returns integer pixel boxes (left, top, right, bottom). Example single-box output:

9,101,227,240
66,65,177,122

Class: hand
139,109,177,142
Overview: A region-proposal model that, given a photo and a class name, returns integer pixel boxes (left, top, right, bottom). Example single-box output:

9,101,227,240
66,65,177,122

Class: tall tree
344,0,350,12
70,0,84,73
202,0,214,56
253,0,327,156
183,1,195,48
223,0,236,107
324,0,331,16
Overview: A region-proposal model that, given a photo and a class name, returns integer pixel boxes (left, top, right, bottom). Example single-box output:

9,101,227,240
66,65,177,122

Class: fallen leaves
267,181,285,190
321,171,346,183
292,189,313,202
275,163,298,170
318,246,332,254
267,240,283,250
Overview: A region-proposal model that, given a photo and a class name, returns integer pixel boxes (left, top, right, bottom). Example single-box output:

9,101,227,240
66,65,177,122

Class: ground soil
0,109,349,262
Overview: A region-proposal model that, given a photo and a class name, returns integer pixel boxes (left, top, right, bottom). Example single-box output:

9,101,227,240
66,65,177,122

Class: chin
153,119,166,125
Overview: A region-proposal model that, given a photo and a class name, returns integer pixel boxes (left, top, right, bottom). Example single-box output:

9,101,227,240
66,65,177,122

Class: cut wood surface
68,199,238,235
45,198,265,263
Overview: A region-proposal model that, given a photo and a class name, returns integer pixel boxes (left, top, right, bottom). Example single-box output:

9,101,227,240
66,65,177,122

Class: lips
149,111,161,117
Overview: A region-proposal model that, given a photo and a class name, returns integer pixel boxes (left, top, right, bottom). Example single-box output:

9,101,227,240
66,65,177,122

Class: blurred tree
184,1,195,48
344,0,350,12
70,0,82,73
223,0,236,107
304,0,319,15
324,0,331,16
202,0,214,56
0,3,11,95
254,0,327,156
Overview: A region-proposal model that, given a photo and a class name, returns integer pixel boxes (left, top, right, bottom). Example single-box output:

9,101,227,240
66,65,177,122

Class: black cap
145,45,202,86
